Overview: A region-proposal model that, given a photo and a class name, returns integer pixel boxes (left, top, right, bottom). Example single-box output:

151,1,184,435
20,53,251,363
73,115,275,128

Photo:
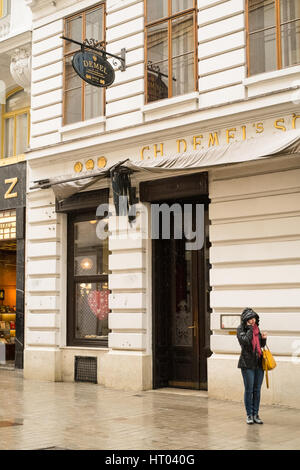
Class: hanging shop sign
62,36,126,88
72,51,115,88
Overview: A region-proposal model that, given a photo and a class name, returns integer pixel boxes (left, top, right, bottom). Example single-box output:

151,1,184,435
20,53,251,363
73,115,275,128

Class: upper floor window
0,0,11,19
1,88,30,159
247,0,300,76
145,0,198,103
63,3,105,125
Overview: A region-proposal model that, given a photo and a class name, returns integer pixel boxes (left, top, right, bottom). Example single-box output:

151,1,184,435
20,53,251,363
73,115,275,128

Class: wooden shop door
152,200,209,390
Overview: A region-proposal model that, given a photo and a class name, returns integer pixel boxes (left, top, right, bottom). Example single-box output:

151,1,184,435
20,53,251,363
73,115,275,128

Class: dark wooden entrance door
153,200,209,390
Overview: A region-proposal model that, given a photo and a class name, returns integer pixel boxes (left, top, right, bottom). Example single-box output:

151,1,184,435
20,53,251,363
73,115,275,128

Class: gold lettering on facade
154,144,164,158
292,114,300,129
226,128,236,143
208,132,219,147
177,139,187,153
138,113,300,160
141,146,150,160
274,118,286,131
193,135,203,150
242,125,247,140
4,178,18,199
255,122,264,133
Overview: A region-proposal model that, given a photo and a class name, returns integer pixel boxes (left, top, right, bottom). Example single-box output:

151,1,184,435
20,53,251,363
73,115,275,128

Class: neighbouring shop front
0,162,26,369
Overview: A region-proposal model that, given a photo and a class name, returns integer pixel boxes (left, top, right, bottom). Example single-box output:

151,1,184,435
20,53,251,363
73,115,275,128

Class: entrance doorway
152,198,210,390
0,211,17,368
140,172,211,391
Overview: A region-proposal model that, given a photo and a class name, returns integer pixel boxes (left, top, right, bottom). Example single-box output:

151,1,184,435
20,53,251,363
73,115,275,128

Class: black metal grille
74,356,97,384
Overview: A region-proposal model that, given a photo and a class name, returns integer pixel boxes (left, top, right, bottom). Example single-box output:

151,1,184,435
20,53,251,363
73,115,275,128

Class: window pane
4,118,14,158
172,0,194,15
85,84,103,120
172,53,194,97
147,22,168,64
75,282,109,341
65,15,82,53
65,88,82,124
249,27,276,75
6,90,30,113
147,0,168,23
147,60,169,102
281,20,300,68
86,6,104,43
65,56,81,91
280,0,300,23
248,0,275,33
172,13,194,58
16,113,28,155
74,219,108,276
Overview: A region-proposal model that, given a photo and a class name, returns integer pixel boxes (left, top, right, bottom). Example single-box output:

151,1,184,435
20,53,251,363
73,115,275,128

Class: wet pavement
0,369,299,450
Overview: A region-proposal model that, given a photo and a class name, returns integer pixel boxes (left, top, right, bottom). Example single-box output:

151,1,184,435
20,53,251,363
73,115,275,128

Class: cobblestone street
0,369,299,451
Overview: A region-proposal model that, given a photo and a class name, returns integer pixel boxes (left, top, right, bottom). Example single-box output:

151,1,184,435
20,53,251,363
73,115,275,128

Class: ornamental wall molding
9,47,32,94
24,0,57,12
0,14,11,39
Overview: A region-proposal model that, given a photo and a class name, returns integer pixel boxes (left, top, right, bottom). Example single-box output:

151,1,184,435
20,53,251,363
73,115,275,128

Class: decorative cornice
24,0,56,12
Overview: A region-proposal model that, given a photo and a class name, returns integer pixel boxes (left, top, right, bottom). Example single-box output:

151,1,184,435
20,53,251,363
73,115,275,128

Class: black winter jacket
237,309,266,369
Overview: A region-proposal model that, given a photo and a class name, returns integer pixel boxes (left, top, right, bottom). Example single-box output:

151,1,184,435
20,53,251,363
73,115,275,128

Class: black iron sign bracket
61,36,126,72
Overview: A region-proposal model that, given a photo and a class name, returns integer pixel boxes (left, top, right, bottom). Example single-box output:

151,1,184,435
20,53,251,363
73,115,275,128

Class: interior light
80,258,93,270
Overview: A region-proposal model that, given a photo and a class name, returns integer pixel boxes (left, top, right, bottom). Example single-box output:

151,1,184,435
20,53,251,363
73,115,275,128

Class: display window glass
67,204,109,347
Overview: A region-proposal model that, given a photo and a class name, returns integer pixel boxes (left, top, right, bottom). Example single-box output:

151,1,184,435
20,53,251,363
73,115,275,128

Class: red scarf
252,323,262,357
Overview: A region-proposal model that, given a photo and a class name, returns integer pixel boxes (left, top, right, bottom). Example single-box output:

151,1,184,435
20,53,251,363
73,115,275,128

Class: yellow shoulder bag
262,346,276,389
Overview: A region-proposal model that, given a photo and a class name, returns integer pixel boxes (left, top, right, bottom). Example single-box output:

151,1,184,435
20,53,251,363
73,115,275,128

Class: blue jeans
241,368,264,416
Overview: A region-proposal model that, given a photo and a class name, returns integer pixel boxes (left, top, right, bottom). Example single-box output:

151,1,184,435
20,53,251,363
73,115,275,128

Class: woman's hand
261,332,267,339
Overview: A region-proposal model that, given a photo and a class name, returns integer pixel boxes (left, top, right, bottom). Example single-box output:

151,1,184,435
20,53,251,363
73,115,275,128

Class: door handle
188,323,197,337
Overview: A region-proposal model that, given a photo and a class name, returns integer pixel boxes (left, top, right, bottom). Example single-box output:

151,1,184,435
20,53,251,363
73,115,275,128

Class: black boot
253,414,263,424
246,415,254,424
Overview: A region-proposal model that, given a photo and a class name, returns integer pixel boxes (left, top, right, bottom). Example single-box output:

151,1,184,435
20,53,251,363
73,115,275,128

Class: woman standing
237,308,267,424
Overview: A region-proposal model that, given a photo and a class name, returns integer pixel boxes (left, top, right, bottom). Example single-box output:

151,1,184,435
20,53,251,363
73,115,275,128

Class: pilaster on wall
208,157,300,408
105,198,152,390
197,0,246,108
24,188,64,381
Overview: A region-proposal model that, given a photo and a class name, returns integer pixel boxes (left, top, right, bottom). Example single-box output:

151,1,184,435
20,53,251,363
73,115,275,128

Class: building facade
0,0,32,368
24,0,300,408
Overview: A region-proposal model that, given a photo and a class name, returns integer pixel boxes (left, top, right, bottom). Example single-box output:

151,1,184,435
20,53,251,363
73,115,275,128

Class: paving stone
0,369,299,450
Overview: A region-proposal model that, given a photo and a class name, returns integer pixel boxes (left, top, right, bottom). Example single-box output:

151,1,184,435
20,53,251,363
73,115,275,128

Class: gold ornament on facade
85,159,94,170
74,162,83,173
97,156,107,168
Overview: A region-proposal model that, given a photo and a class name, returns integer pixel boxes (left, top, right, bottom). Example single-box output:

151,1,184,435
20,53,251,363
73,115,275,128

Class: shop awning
30,129,300,202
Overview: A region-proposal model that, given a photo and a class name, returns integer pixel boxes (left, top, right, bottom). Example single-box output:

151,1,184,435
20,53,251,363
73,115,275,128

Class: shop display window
0,209,16,366
67,200,109,347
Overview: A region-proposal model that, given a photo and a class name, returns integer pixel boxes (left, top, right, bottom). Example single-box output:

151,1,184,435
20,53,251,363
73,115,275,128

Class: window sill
141,92,199,121
61,346,109,351
244,65,300,86
59,116,106,141
142,91,199,113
